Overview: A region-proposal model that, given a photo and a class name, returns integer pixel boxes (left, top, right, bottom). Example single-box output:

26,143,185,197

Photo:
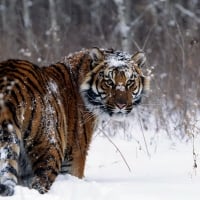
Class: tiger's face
80,48,150,119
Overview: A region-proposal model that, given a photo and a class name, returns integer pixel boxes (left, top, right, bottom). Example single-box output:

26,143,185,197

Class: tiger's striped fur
0,48,149,196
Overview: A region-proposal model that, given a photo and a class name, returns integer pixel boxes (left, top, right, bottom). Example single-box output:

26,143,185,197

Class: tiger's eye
99,71,104,78
106,79,114,86
126,80,135,86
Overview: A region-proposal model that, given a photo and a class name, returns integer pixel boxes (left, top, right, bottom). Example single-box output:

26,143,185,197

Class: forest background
0,0,200,138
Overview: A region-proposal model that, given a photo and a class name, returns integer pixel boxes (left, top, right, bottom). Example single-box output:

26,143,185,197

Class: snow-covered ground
3,122,200,200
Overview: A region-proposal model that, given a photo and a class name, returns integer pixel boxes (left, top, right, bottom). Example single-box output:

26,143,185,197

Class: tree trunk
113,0,131,52
48,0,60,57
22,0,33,50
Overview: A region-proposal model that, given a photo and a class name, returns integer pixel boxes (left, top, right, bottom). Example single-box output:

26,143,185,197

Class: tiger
0,47,149,196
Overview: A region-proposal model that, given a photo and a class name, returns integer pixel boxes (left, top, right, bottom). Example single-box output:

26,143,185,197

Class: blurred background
0,0,200,139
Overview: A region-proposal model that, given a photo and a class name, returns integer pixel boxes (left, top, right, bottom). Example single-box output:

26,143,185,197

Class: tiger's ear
89,47,104,67
131,52,146,68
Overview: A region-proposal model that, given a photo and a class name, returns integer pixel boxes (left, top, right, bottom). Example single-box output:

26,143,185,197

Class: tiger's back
0,48,149,196
0,57,96,195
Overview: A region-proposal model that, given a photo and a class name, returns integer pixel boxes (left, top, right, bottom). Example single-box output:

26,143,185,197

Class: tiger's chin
89,106,134,122
101,111,134,122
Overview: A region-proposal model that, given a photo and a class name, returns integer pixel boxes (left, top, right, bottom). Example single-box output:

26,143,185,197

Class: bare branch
175,4,200,24
97,126,132,172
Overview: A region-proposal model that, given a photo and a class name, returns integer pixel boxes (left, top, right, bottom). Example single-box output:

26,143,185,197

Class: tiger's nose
116,103,126,109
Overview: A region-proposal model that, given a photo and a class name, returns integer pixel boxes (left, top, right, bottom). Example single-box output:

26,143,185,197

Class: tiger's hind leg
0,118,20,196
30,150,62,194
28,134,63,194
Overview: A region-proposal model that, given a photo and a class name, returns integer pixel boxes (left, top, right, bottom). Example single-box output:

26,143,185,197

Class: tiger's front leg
61,144,87,179
28,138,64,194
61,122,95,179
69,117,95,178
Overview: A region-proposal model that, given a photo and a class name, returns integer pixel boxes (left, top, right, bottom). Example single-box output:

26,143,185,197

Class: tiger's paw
0,184,14,196
31,177,50,194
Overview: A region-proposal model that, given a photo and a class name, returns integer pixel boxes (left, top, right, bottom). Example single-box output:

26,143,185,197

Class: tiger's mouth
103,94,142,117
104,104,133,117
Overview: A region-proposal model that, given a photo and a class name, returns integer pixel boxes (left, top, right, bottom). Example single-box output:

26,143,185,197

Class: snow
43,94,57,145
0,148,8,160
7,124,14,132
106,52,132,68
3,121,200,200
19,48,32,57
107,57,128,67
48,80,58,94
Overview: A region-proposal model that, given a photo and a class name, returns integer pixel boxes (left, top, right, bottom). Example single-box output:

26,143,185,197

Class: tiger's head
80,47,150,119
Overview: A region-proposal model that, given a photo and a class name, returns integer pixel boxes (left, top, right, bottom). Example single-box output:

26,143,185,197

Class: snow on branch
175,4,200,24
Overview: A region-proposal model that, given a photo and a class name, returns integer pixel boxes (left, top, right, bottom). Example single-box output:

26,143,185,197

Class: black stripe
10,90,19,106
23,86,37,141
133,80,142,105
0,165,18,178
77,55,85,71
34,166,59,177
63,147,73,164
61,169,70,173
0,120,20,145
80,113,88,145
61,163,72,167
0,68,44,98
141,76,145,94
15,83,25,102
7,60,42,83
1,63,45,96
26,77,45,95
49,64,66,84
86,88,102,106
0,61,37,79
0,147,19,160
4,102,20,129
31,146,62,170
